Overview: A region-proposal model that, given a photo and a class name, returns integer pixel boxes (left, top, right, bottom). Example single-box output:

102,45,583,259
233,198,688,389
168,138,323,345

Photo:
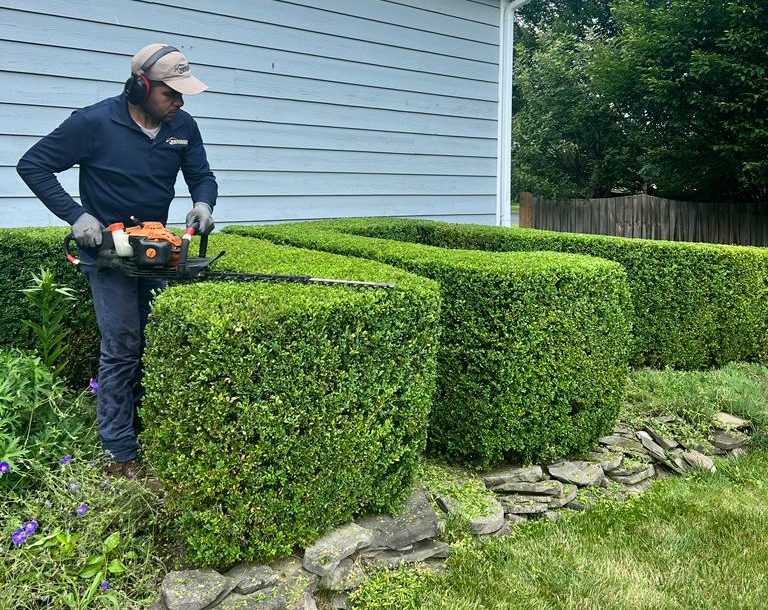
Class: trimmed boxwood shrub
224,224,632,467
286,218,768,369
0,227,98,385
140,234,440,566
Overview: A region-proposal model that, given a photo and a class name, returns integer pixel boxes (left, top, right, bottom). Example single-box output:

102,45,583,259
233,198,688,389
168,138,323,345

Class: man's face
143,82,184,122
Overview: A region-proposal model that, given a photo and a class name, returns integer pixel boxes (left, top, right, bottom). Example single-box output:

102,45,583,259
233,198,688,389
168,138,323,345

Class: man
17,43,217,477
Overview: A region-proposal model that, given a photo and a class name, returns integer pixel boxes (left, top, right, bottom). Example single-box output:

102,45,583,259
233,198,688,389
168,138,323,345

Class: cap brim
162,74,208,95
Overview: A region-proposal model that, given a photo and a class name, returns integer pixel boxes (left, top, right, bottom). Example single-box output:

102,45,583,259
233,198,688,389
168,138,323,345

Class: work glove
186,202,214,235
72,212,104,247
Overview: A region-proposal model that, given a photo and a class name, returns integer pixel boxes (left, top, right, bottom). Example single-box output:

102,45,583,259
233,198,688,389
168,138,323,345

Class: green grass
350,363,768,610
350,450,768,610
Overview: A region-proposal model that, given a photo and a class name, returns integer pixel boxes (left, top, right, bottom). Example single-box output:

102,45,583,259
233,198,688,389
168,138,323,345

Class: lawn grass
350,363,768,610
351,450,768,610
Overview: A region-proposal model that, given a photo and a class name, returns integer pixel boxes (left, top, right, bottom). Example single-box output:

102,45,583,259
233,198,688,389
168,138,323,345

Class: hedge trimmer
63,219,395,289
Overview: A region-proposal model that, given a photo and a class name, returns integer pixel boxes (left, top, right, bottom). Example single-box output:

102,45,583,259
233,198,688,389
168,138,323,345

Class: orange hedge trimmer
64,218,394,289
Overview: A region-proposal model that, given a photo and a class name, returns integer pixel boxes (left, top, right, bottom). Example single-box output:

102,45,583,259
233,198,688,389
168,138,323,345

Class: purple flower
22,520,38,535
75,503,88,516
68,481,81,494
11,528,27,546
59,454,73,465
0,461,10,474
89,378,99,395
100,580,110,591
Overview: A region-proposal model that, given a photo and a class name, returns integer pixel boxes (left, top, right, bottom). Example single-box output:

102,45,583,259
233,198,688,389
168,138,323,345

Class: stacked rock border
149,411,752,610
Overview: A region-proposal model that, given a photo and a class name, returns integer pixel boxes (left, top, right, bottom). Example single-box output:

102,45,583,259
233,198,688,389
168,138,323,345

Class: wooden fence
518,192,768,246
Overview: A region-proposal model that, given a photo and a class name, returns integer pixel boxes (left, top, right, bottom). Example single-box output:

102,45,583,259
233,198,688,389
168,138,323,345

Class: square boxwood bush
224,224,632,467
314,217,768,369
140,235,440,566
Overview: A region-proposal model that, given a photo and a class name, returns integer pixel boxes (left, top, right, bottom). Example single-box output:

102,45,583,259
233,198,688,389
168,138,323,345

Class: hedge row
224,224,633,467
0,227,97,385
282,218,768,369
141,234,440,566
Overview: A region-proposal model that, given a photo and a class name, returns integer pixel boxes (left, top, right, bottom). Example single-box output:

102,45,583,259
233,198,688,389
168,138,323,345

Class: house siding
0,0,500,227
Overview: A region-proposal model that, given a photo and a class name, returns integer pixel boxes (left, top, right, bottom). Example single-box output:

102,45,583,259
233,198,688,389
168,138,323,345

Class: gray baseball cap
131,43,208,95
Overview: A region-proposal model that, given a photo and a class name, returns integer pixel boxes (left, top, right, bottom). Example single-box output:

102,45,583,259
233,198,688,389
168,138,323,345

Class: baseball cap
131,43,208,95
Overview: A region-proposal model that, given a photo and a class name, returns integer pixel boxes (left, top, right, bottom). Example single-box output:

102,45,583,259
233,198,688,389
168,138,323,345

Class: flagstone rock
226,565,279,595
711,430,750,451
272,557,318,610
357,486,438,551
303,523,372,578
547,484,578,508
683,450,716,473
360,540,450,569
481,465,545,487
713,412,750,431
490,479,564,496
320,558,365,592
587,451,623,473
642,426,679,450
547,461,604,487
162,570,234,610
635,431,667,461
608,465,655,485
216,588,286,610
468,500,506,536
498,495,550,515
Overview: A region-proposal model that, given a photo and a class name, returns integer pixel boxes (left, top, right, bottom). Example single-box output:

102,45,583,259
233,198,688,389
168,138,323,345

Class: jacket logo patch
166,137,188,146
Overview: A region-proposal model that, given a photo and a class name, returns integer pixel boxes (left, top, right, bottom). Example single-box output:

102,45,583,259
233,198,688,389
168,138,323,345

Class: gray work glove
186,202,214,235
72,212,104,247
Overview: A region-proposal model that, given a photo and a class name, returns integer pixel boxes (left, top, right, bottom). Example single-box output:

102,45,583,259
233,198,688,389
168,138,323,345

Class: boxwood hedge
269,218,768,370
224,224,632,467
140,234,440,566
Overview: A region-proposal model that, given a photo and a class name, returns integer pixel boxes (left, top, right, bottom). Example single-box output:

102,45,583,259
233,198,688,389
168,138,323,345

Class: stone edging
149,412,752,610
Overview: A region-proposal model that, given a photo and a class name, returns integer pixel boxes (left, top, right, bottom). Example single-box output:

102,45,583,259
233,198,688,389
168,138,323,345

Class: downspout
496,0,532,226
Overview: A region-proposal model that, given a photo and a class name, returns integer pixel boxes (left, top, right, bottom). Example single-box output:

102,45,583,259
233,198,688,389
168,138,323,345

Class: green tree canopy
513,0,768,202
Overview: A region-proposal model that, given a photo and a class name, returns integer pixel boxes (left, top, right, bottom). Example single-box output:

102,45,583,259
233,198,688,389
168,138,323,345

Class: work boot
103,458,145,480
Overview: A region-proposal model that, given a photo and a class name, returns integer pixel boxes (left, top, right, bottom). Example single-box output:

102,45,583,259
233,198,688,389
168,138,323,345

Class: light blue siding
0,0,500,226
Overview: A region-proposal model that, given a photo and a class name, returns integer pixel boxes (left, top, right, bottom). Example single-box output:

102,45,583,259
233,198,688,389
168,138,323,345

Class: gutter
496,0,533,227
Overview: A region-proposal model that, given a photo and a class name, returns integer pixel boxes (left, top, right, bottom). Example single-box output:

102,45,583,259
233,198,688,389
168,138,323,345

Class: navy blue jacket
17,95,217,226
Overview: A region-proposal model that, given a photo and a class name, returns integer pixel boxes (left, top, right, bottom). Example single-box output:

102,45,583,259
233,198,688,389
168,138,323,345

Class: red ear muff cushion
125,73,152,105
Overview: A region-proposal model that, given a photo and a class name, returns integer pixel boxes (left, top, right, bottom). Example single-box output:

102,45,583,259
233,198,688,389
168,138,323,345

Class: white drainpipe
496,0,533,227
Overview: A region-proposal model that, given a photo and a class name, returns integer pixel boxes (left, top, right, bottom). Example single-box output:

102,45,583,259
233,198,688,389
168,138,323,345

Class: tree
595,0,768,202
512,31,641,198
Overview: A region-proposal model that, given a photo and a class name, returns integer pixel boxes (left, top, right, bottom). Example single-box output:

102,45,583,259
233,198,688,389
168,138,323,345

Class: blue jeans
86,269,164,462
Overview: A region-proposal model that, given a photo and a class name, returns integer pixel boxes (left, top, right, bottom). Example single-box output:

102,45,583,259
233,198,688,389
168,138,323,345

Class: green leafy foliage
224,223,632,467
313,217,768,369
140,235,440,566
0,228,97,386
21,268,78,378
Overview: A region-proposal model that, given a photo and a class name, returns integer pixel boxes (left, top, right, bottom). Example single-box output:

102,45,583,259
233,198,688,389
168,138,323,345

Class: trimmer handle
179,223,208,269
63,233,80,265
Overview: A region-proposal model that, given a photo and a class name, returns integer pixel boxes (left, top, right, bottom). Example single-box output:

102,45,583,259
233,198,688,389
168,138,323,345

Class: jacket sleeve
16,111,91,225
181,118,217,209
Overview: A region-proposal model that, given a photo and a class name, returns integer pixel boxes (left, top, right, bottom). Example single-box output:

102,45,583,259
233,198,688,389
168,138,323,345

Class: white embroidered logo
166,137,188,146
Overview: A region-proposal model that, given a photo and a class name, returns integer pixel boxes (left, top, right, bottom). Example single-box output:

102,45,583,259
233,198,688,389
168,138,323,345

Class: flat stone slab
162,570,234,610
609,465,655,485
303,523,372,578
469,501,505,535
683,450,716,473
357,486,438,551
226,564,279,595
599,435,646,454
713,412,750,431
547,484,578,508
587,451,623,473
711,430,750,451
482,466,544,487
216,588,286,610
490,479,564,496
361,539,450,569
548,461,604,487
642,426,679,450
498,495,550,515
635,431,667,461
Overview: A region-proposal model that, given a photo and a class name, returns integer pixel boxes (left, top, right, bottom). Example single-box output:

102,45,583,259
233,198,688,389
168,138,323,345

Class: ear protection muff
123,45,179,105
